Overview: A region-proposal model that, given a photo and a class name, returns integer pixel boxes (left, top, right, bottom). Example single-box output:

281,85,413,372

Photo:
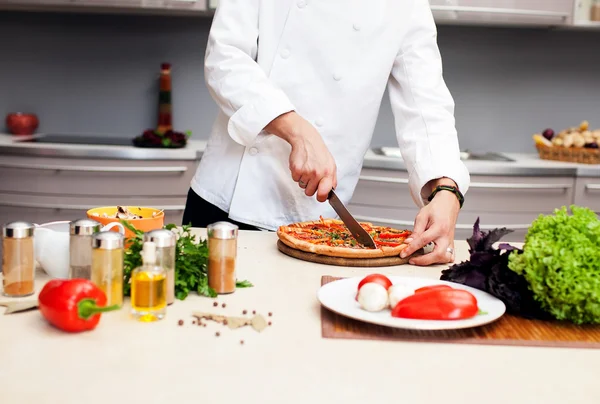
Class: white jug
34,221,125,279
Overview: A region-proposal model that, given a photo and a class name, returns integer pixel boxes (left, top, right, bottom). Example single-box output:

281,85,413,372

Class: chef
183,0,471,265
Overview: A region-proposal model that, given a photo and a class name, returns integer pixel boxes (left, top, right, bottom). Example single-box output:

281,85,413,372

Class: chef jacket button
315,118,324,127
249,147,258,156
353,23,361,31
297,0,307,8
280,49,291,59
333,73,342,81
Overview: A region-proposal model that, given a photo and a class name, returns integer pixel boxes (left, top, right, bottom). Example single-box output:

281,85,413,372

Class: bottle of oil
131,241,167,322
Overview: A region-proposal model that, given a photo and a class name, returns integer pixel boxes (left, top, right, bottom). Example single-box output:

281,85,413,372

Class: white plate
317,276,506,330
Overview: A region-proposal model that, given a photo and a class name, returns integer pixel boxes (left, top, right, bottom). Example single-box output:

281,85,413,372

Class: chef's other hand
266,112,337,202
400,180,460,266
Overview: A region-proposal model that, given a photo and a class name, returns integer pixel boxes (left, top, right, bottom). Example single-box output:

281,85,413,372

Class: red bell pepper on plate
391,288,479,320
38,279,119,333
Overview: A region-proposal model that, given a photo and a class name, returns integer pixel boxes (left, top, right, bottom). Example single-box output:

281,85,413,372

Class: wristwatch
427,185,464,208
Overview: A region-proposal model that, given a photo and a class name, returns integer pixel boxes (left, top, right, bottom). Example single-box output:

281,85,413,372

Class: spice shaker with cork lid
143,229,176,305
91,231,124,308
592,0,600,21
69,219,101,280
207,222,238,294
2,221,35,297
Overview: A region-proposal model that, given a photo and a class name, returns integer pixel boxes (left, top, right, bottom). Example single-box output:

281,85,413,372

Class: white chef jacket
191,0,470,231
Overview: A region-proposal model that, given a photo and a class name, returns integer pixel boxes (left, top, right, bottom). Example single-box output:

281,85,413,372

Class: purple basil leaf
467,217,484,252
482,227,514,251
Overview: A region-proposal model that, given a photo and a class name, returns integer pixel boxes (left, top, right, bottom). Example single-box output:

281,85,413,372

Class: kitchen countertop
0,133,206,160
1,133,598,176
1,229,599,404
363,149,600,178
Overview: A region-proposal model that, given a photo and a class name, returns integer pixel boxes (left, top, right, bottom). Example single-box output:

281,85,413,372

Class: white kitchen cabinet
574,177,600,213
349,168,577,242
0,154,196,227
429,0,574,27
0,155,196,197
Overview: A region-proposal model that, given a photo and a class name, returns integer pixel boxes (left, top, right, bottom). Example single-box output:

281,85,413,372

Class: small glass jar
91,231,124,308
131,241,167,322
143,229,176,305
2,221,35,297
207,222,238,294
592,0,600,21
69,219,101,280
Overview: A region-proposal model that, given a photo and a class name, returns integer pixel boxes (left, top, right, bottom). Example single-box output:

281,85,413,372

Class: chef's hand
266,112,337,202
400,178,460,266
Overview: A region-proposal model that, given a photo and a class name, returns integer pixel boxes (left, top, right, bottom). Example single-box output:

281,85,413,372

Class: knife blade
328,189,377,249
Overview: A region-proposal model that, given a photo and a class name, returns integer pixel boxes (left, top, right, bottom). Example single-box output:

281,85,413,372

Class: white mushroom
357,283,388,312
388,284,415,309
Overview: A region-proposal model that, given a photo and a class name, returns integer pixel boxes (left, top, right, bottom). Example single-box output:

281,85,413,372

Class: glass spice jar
91,231,124,308
207,222,238,294
69,219,101,280
143,229,176,305
592,0,600,21
2,221,35,297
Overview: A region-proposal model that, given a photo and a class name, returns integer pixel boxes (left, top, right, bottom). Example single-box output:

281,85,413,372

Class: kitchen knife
328,189,377,249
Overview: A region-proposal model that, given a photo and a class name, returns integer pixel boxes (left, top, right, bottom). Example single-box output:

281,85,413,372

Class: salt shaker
2,221,35,297
69,219,101,280
143,229,176,305
91,231,124,308
207,222,238,294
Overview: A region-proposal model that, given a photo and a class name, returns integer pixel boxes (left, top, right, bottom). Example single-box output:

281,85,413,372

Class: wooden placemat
320,276,600,349
277,240,422,267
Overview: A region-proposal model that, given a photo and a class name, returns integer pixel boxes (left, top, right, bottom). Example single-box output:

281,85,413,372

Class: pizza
276,217,412,258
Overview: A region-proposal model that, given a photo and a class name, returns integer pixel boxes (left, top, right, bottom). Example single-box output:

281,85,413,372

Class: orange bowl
86,206,165,239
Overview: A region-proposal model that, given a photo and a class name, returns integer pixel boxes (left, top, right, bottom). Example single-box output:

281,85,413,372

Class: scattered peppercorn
240,340,244,345
213,302,218,307
178,320,184,326
243,310,247,315
268,321,272,326
216,332,220,337
223,319,228,325
222,303,226,308
252,310,256,315
268,312,273,317
203,324,207,328
192,320,196,325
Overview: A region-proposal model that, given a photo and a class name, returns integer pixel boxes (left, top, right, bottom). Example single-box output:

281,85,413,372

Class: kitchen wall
1,10,600,153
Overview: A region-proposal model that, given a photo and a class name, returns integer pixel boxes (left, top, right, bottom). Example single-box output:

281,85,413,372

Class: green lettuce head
508,205,600,324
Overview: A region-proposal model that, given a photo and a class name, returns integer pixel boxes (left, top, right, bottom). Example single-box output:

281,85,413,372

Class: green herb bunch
121,221,252,300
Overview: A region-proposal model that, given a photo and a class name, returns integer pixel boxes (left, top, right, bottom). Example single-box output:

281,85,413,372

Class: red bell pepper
391,288,479,320
378,231,411,239
414,284,452,294
38,279,119,333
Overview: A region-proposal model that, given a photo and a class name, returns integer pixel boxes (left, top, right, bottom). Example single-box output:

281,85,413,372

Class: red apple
6,113,39,136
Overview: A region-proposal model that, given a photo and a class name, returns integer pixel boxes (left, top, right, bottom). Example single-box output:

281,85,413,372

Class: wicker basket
536,144,600,165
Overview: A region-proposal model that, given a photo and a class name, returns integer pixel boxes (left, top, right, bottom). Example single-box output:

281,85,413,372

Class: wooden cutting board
277,240,422,267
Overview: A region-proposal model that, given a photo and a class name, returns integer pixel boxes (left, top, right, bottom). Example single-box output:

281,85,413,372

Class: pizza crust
276,219,410,259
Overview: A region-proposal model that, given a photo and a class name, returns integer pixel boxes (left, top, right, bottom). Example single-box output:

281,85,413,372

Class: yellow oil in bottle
131,271,167,322
131,240,167,322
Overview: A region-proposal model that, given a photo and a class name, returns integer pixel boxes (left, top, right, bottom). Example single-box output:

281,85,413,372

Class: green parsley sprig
121,221,253,300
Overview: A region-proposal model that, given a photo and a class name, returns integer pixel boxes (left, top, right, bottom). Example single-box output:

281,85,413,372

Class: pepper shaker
69,219,101,280
2,221,35,297
207,222,238,294
91,231,124,308
143,229,176,305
